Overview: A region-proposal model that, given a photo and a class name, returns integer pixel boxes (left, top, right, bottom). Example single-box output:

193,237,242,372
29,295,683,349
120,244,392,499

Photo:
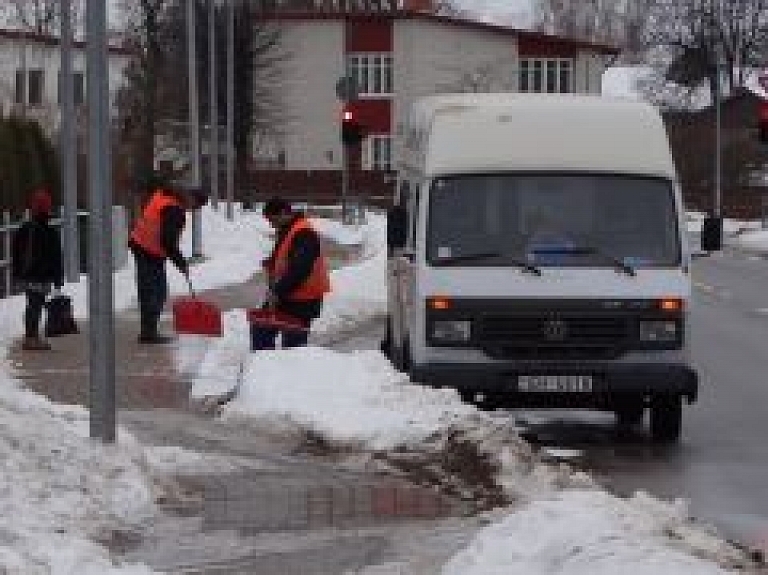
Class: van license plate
517,375,593,393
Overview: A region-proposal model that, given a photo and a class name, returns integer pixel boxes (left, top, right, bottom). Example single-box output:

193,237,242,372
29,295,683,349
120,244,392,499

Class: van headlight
639,320,678,343
432,320,472,343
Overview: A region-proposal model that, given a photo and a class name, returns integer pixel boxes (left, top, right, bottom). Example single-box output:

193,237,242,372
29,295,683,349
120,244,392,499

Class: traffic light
341,108,365,146
759,100,768,146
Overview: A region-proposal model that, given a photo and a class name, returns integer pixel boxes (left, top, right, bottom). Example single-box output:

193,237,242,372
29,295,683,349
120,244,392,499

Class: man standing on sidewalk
252,198,331,350
129,183,208,344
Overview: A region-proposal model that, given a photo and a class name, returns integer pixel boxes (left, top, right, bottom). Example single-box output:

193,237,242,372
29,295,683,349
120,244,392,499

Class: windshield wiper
436,251,542,275
531,245,636,277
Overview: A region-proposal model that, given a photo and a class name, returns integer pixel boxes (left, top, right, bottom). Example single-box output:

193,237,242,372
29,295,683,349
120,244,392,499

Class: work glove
263,289,278,309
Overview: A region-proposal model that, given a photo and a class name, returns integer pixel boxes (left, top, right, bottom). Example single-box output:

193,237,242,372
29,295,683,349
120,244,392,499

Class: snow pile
0,381,157,574
315,214,388,335
225,347,478,450
442,489,742,575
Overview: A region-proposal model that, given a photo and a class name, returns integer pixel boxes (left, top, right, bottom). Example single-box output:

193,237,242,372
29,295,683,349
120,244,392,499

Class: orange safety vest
130,190,185,258
268,217,331,301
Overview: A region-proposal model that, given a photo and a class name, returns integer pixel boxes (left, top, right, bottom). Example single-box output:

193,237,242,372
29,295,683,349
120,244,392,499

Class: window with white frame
518,59,572,93
346,53,393,96
364,135,393,171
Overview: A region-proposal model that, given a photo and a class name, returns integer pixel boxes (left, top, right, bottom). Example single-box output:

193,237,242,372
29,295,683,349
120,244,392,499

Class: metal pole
341,144,349,223
226,0,235,221
714,49,722,219
60,0,79,283
3,211,11,297
208,0,219,209
188,0,203,258
86,0,116,443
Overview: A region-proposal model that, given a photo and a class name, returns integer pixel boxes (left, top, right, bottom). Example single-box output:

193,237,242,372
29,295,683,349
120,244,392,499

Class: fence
0,206,128,299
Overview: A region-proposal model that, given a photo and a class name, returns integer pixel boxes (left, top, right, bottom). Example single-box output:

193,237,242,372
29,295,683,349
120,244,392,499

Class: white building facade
247,11,618,202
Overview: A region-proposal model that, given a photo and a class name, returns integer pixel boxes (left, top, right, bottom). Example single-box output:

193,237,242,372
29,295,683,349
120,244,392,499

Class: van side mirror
387,205,407,251
701,216,723,252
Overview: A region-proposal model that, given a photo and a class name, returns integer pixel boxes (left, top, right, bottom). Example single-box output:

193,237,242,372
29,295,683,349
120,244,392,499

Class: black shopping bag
44,294,79,337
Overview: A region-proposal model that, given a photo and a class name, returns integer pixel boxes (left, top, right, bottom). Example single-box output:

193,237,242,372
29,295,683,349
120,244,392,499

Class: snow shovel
246,308,309,333
172,275,223,337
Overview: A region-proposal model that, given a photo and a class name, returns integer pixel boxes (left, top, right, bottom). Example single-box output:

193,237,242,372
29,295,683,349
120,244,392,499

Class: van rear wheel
650,395,682,443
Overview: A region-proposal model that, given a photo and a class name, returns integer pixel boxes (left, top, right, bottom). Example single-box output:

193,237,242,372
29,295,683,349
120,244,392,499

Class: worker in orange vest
252,197,331,350
129,183,209,344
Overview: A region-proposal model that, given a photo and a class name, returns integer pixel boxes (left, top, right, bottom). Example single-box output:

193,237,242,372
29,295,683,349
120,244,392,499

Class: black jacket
129,202,187,272
267,215,322,301
11,216,64,285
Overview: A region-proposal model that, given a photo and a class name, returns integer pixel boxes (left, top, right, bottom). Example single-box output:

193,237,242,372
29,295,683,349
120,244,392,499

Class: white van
385,93,697,443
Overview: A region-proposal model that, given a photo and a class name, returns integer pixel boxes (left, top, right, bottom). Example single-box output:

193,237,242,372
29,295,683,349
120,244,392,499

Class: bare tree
114,0,174,192
643,0,768,105
115,0,287,195
0,0,85,34
533,0,626,43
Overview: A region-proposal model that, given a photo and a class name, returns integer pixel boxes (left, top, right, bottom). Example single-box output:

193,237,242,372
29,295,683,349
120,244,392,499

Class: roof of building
256,10,619,56
0,28,133,56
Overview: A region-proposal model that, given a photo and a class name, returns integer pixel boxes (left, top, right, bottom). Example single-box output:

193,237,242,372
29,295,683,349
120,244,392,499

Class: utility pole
86,0,116,443
188,0,203,258
209,0,219,209
225,0,235,220
60,0,79,283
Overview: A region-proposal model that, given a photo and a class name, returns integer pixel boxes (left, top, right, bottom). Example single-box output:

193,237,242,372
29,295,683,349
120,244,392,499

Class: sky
0,208,766,572
456,0,537,28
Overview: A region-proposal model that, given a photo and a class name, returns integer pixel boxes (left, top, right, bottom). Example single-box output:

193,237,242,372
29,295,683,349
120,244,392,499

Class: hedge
0,116,60,216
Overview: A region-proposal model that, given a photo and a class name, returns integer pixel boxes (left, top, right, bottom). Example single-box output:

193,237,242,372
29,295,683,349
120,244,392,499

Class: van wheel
650,395,682,443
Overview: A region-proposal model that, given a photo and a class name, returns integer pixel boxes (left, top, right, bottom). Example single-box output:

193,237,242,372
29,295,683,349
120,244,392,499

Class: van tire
650,395,682,443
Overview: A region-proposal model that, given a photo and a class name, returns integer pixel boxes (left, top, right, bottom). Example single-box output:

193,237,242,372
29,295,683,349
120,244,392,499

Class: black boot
138,316,173,344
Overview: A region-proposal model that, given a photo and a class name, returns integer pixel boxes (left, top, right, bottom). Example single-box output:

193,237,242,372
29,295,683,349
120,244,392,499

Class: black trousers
24,290,47,338
132,247,168,337
250,299,322,351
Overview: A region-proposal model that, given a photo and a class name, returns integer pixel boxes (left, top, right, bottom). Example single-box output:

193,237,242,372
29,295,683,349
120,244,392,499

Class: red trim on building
345,18,392,52
345,99,391,133
517,34,601,58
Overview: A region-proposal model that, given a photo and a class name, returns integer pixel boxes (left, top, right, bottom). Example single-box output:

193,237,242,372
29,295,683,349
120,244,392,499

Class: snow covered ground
1,205,767,573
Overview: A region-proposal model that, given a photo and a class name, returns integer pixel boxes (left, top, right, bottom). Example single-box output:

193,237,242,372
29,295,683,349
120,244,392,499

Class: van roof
401,93,676,180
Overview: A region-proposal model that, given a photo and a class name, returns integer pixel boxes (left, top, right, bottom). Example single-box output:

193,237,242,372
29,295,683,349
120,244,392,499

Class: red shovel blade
246,309,308,332
172,296,223,337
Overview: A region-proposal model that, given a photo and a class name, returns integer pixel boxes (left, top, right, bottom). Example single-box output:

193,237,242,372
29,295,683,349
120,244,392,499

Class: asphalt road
513,243,768,551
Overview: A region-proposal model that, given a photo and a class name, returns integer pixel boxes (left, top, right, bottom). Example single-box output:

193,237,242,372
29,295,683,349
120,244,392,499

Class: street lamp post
60,0,79,283
188,0,203,258
209,0,219,209
714,40,725,221
86,0,116,443
226,0,235,221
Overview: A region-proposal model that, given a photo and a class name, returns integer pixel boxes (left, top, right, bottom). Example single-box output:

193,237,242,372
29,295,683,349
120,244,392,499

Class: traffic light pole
341,143,349,224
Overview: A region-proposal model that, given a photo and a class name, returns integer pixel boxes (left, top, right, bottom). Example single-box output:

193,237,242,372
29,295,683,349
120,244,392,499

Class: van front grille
477,315,629,359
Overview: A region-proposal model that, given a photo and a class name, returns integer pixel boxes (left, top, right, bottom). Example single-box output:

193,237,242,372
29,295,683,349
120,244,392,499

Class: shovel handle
185,273,195,297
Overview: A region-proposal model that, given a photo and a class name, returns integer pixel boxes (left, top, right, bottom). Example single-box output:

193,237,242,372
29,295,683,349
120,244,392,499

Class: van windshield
427,174,681,268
